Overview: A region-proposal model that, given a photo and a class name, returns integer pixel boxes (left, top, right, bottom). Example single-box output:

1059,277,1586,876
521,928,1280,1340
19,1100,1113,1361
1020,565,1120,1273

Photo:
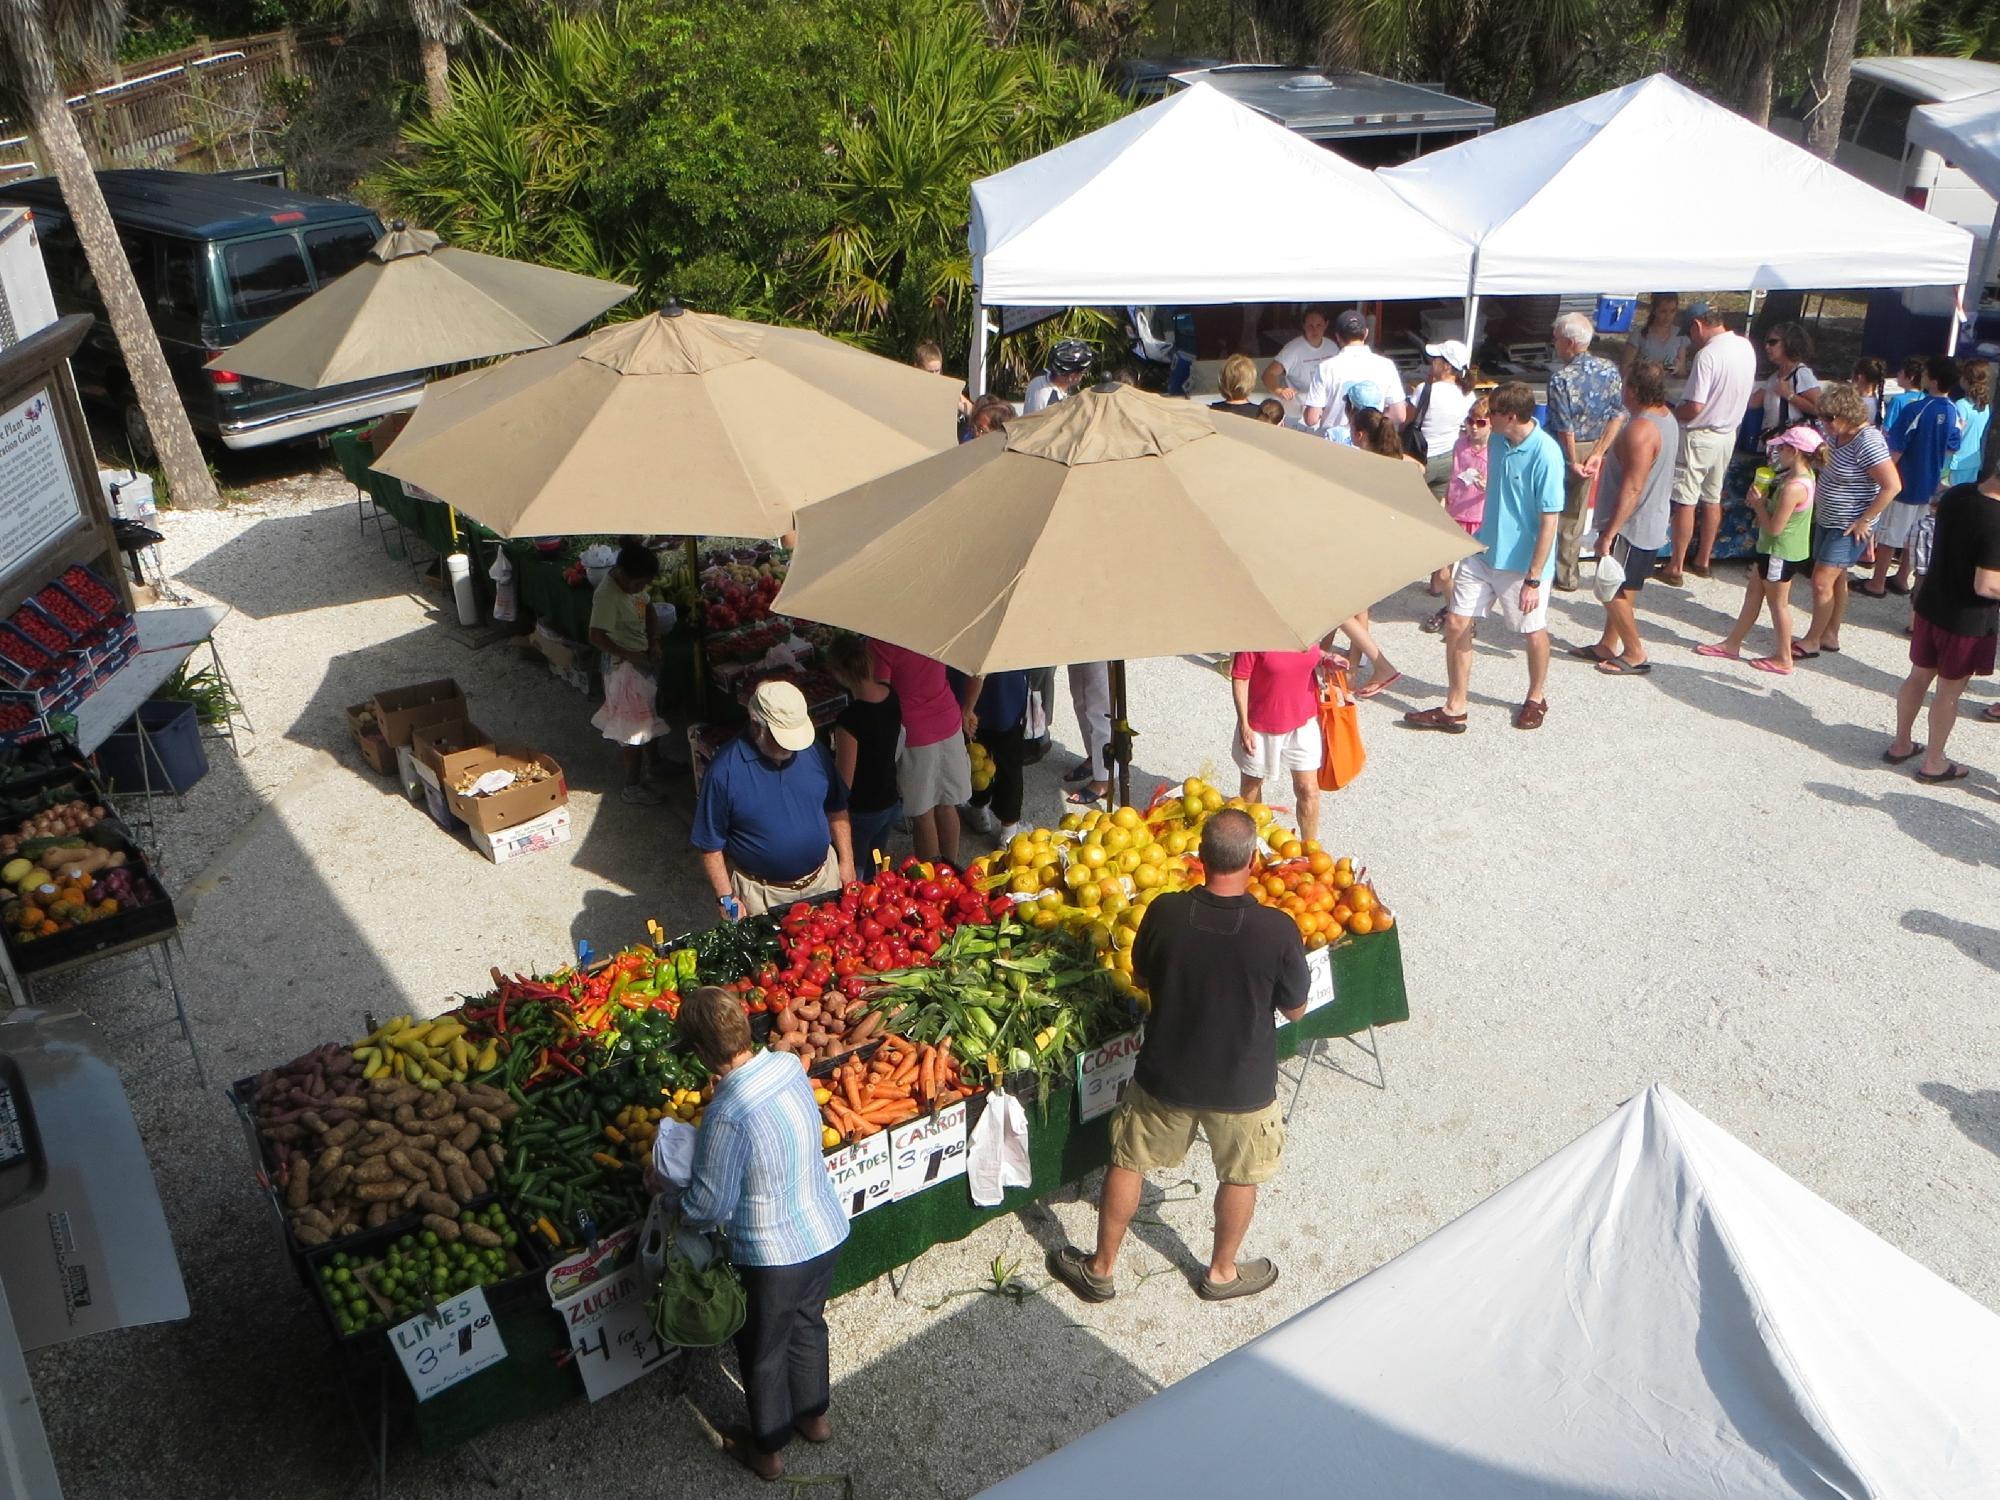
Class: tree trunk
419,35,450,115
1805,0,1862,160
26,89,220,509
1745,56,1774,129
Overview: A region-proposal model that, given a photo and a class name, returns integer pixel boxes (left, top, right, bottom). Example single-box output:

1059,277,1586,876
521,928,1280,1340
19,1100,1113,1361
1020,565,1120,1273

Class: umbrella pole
1106,659,1135,811
685,536,708,717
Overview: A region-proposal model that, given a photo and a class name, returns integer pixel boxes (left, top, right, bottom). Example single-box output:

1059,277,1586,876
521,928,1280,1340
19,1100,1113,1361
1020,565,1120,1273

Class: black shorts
1610,536,1658,594
1752,550,1803,584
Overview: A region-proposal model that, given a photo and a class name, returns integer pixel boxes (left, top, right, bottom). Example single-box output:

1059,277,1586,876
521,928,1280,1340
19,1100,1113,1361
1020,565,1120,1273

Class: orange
1374,910,1394,930
1307,850,1333,875
1279,840,1304,859
1349,886,1376,913
1347,910,1374,934
1331,869,1354,890
1264,876,1287,899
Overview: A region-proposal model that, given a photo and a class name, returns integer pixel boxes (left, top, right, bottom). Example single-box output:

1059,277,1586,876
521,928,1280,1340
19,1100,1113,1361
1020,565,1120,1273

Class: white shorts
897,735,971,815
1875,501,1925,549
1671,426,1734,507
1450,552,1551,634
1232,718,1323,780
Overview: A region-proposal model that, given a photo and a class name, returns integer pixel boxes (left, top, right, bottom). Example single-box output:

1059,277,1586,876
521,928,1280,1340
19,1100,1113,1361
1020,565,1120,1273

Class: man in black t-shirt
1047,810,1307,1305
1885,473,2000,784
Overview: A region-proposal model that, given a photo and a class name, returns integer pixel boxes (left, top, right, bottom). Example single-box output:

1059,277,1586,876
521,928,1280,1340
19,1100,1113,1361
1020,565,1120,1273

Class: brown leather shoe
1513,698,1549,730
1656,569,1686,586
1688,562,1712,579
1403,706,1469,734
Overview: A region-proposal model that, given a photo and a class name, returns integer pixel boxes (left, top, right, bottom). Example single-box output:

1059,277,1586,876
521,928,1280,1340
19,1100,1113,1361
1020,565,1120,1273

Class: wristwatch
1521,578,1542,590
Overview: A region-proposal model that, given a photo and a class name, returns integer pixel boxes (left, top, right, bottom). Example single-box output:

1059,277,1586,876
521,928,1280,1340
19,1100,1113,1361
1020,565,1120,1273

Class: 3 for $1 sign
1076,1028,1143,1123
888,1100,968,1202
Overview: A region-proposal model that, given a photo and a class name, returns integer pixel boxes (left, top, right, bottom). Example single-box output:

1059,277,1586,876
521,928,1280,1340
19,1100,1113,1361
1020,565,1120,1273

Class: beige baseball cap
749,680,815,752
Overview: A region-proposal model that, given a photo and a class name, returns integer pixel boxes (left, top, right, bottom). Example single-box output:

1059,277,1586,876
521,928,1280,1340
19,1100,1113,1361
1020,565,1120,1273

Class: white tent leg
1948,284,1965,355
969,295,990,399
1462,252,1481,359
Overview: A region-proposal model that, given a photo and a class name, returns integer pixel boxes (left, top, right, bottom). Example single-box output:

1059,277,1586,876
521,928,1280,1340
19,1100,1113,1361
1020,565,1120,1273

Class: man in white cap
691,681,855,918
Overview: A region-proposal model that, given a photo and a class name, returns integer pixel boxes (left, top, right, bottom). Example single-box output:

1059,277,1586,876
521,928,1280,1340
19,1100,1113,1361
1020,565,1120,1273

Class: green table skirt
830,924,1407,1295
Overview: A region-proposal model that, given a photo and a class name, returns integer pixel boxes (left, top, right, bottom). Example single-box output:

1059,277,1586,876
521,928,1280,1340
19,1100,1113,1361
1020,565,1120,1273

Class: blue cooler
1595,296,1637,333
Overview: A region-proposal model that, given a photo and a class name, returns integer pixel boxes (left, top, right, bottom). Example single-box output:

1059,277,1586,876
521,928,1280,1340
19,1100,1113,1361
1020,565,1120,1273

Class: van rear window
224,234,312,321
305,223,377,284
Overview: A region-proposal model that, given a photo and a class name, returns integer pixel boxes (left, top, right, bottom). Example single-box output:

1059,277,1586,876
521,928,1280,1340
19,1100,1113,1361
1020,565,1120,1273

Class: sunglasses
1467,418,1491,428
1763,337,1783,347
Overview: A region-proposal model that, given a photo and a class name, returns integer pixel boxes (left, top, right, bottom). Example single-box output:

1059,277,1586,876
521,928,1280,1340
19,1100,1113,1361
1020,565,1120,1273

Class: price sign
1303,947,1336,1015
390,1286,507,1402
823,1130,893,1219
1075,1028,1144,1123
543,1223,638,1304
553,1260,677,1402
888,1101,968,1202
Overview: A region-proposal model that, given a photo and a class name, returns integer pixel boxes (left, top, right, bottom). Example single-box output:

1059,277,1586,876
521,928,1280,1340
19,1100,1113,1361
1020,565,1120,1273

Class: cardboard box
471,805,571,864
421,779,461,831
346,703,396,774
369,678,466,749
393,744,425,803
446,746,567,835
412,717,494,794
526,627,595,698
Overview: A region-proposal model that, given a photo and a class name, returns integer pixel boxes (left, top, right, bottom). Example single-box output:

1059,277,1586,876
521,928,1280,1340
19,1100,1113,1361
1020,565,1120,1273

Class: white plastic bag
1024,688,1048,742
489,546,517,623
592,661,669,745
1592,548,1626,604
581,542,619,589
652,1118,698,1188
967,1088,1031,1207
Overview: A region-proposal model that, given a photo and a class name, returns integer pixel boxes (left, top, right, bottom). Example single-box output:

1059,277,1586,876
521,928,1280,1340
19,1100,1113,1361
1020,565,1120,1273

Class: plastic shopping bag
488,546,517,623
1316,670,1366,791
1593,546,1626,603
592,660,669,745
967,1088,1031,1207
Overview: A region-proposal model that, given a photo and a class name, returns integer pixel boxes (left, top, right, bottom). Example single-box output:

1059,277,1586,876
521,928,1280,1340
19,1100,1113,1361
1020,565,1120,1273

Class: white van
1777,57,1999,243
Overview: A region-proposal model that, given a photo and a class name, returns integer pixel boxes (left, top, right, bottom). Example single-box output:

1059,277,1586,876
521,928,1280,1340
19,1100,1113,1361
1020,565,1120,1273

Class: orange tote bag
1317,669,1366,791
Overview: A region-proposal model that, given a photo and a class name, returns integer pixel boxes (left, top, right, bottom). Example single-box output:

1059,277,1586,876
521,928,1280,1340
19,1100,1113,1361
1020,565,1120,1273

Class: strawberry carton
58,565,122,619
9,599,82,654
33,582,100,638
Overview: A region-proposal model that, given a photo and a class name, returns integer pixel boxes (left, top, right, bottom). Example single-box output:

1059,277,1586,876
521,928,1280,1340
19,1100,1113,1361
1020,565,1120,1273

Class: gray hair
1554,312,1595,349
1200,809,1259,875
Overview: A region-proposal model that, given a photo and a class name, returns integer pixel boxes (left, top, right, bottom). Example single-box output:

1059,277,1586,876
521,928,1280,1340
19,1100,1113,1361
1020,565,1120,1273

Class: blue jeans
1812,525,1868,568
848,801,902,865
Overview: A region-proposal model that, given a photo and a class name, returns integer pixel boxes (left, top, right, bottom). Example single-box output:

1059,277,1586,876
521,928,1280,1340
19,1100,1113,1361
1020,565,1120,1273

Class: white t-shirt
1681,330,1756,433
1631,327,1688,371
1270,334,1337,421
1759,364,1819,435
1022,375,1066,414
1414,380,1477,459
1302,345,1407,443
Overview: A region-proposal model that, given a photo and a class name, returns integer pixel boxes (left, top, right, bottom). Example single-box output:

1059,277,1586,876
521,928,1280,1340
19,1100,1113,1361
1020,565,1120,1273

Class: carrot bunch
818,1034,970,1144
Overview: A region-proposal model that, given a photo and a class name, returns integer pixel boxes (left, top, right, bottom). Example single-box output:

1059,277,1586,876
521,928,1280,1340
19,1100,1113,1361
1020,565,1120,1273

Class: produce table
830,923,1407,1296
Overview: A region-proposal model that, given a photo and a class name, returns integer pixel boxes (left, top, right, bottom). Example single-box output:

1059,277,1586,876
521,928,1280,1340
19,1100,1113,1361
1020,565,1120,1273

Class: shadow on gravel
1010,1174,1204,1290
178,503,422,619
1919,1083,2000,1161
1805,782,2000,869
1652,665,1884,768
1901,910,2000,974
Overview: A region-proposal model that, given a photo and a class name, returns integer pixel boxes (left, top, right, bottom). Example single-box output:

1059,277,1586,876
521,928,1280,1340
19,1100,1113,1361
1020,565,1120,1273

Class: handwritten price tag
1075,1028,1144,1123
888,1101,968,1203
1304,947,1336,1015
553,1262,676,1403
543,1223,639,1304
391,1286,507,1402
823,1130,893,1219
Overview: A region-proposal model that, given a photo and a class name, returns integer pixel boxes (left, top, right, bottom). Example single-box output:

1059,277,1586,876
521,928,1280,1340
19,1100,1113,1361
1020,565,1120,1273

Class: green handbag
647,1213,746,1349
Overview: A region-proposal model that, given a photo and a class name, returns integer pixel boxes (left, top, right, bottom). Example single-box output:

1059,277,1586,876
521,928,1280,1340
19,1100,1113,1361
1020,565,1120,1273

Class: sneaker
996,821,1025,845
962,804,997,835
620,784,664,806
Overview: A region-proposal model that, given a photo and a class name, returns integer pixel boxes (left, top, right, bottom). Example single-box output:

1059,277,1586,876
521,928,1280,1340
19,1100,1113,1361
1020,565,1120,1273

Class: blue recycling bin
97,699,208,794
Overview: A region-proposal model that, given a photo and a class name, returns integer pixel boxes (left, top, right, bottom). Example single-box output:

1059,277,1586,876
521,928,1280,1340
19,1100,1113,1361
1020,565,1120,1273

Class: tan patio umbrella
206,222,634,388
775,381,1481,803
372,302,964,538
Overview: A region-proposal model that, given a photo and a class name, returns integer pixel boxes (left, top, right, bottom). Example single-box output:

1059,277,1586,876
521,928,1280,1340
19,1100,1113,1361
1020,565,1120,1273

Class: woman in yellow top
587,542,667,804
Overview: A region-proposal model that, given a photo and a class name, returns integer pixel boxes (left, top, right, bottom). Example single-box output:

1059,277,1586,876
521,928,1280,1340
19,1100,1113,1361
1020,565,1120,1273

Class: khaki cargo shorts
1109,1081,1285,1186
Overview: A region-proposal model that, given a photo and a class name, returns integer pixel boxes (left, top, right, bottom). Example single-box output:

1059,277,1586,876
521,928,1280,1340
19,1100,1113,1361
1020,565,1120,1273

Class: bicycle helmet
1048,339,1094,376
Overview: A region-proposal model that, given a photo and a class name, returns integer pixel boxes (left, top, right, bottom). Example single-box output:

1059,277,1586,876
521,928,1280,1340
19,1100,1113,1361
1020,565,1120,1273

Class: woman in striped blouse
679,987,849,1482
1796,383,1902,658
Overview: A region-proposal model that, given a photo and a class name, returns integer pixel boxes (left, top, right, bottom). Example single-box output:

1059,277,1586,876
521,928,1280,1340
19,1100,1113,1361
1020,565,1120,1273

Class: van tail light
1903,185,1930,211
209,368,243,394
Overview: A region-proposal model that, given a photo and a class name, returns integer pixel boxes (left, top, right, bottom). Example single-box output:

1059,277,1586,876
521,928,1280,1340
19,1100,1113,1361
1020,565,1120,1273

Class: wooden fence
0,27,417,185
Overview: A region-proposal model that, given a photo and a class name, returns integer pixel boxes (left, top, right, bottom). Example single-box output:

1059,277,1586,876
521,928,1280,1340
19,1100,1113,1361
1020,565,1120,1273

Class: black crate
303,1197,550,1345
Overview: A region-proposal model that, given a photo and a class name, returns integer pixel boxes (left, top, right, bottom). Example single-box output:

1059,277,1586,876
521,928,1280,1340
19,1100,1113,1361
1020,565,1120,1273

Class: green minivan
0,169,422,458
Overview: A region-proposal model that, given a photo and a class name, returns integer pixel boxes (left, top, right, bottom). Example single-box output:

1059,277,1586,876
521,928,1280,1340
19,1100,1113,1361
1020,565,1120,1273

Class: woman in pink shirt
1231,647,1335,839
1425,393,1491,633
868,639,972,867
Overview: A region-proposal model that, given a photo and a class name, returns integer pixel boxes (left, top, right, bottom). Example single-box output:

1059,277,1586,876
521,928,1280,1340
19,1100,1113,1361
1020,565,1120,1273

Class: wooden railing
0,27,416,185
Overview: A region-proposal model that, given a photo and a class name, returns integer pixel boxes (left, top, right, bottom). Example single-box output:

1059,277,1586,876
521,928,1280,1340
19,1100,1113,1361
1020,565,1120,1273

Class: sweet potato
354,1132,400,1159
324,1119,361,1147
387,1149,429,1182
460,1222,502,1249
285,1168,312,1209
451,1122,482,1152
416,1190,457,1217
426,1159,448,1194
293,1224,329,1246
421,1213,460,1242
321,1164,354,1199
445,1163,477,1202
353,1156,394,1184
331,1095,368,1113
364,1201,392,1229
465,1106,502,1132
355,1179,406,1202
434,1143,469,1169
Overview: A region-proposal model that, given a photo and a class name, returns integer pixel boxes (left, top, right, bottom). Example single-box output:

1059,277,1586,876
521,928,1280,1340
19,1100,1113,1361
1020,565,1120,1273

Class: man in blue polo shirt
1406,382,1565,733
692,681,855,918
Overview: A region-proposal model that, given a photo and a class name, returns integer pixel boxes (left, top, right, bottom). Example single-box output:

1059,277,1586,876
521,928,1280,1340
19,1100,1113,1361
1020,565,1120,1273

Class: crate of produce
0,837,175,973
30,581,104,641
58,564,124,620
0,695,49,747
0,623,63,689
78,613,136,657
8,598,85,655
306,1201,547,1343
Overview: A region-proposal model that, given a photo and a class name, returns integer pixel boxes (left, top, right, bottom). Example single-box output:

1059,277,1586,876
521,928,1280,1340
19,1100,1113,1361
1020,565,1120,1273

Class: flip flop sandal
1914,763,1970,784
1567,644,1615,661
1354,671,1403,699
1984,704,2000,723
1061,760,1094,784
1749,657,1792,675
1596,659,1652,676
1047,1245,1116,1303
1854,584,1889,598
1882,744,1925,765
1789,642,1822,659
1886,579,1913,595
1402,706,1468,734
1197,1257,1279,1302
1693,644,1739,660
1821,642,1842,653
1512,698,1550,730
1063,786,1109,807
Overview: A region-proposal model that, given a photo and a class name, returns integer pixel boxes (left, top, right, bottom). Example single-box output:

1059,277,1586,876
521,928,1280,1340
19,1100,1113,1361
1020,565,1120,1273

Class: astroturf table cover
831,924,1407,1296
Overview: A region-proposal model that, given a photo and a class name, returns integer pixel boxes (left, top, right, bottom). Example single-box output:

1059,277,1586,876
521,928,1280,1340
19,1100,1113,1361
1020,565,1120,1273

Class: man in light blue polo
1405,382,1565,733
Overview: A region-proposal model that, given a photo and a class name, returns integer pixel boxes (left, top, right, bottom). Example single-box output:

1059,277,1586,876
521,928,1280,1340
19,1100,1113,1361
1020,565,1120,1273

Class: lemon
1009,870,1037,894
1099,888,1129,915
1031,907,1060,929
1075,881,1101,908
1064,863,1092,890
1079,844,1108,870
1085,921,1113,951
1119,905,1146,929
1132,863,1161,890
1037,863,1064,889
1059,812,1083,832
1112,806,1142,830
1200,790,1224,812
1248,802,1273,825
1038,888,1063,909
1182,777,1204,800
1102,827,1130,855
1163,830,1190,855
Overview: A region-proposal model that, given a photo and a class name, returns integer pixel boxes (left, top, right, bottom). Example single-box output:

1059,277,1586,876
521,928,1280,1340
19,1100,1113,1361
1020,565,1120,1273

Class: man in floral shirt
1545,312,1626,591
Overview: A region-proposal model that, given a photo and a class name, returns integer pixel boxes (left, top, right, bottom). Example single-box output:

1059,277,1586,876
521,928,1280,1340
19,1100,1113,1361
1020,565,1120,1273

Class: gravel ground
23,461,2000,1499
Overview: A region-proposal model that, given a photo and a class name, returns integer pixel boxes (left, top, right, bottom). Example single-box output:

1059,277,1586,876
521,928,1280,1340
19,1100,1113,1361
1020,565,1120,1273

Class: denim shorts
1812,526,1868,568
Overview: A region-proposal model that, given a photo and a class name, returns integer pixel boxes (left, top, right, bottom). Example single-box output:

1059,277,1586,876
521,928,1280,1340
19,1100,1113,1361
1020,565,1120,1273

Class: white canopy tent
982,1084,2000,1499
1381,74,1975,347
1908,89,2000,307
965,81,1474,394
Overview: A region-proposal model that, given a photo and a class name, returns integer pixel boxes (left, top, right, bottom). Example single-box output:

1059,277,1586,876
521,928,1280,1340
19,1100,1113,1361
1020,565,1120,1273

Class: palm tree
0,0,219,506
408,0,462,116
1803,0,1863,160
1670,0,1797,125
